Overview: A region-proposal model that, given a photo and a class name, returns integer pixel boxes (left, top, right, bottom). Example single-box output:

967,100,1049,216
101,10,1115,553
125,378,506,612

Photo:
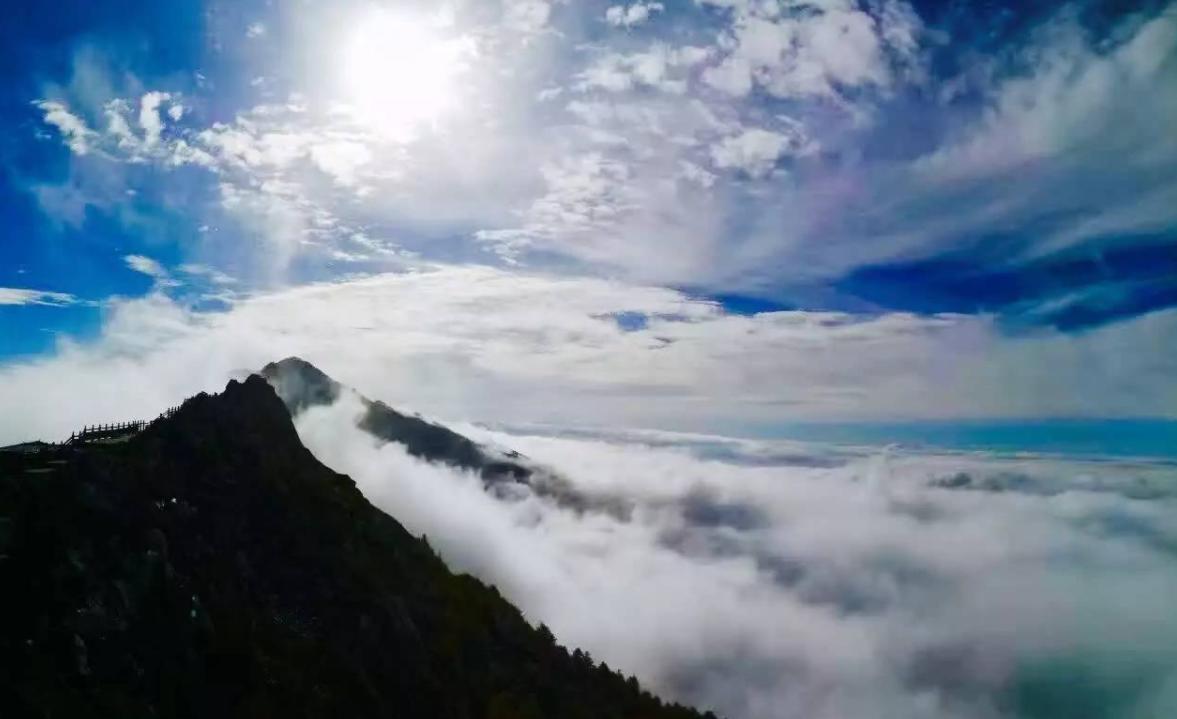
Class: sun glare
339,8,472,139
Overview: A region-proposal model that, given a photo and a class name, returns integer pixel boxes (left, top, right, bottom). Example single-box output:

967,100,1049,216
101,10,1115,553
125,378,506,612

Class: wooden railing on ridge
65,404,183,445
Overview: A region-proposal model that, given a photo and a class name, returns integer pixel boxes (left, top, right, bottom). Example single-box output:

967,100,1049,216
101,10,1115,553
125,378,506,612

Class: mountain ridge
0,372,714,719
260,357,632,518
261,357,535,482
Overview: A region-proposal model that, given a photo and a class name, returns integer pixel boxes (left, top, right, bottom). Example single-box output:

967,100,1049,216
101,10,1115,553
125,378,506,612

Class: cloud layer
291,394,1177,719
1,265,1174,448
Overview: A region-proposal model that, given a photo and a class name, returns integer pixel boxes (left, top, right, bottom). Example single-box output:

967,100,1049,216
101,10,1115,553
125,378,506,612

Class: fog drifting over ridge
293,391,1177,719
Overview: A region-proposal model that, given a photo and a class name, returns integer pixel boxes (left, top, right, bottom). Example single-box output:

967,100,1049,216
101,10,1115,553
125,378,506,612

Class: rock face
0,374,712,719
261,357,534,483
259,358,630,517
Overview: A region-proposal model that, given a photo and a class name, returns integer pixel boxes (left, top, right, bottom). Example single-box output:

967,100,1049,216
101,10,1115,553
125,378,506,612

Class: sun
339,8,473,139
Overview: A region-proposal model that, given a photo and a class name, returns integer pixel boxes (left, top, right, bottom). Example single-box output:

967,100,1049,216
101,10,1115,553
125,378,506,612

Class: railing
67,421,146,444
66,404,184,445
153,405,181,423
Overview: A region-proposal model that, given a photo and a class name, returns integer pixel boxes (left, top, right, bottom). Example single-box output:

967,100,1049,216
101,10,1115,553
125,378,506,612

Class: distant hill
0,373,713,719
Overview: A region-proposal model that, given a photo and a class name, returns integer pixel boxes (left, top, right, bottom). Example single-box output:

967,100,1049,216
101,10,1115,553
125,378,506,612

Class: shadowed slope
0,375,713,719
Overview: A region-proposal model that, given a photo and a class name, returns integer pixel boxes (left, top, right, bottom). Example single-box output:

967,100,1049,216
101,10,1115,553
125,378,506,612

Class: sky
2,0,1176,435
4,4,1177,715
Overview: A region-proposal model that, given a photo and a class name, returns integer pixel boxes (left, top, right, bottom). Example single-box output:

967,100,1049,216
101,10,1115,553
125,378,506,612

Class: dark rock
261,357,534,483
260,358,637,521
0,374,715,719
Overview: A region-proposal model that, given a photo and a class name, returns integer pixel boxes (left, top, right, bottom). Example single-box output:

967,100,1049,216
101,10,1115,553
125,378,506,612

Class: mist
293,393,1177,719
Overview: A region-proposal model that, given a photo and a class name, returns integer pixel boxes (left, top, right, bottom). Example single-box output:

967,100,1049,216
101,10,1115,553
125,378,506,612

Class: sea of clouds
2,266,1175,717
294,393,1177,719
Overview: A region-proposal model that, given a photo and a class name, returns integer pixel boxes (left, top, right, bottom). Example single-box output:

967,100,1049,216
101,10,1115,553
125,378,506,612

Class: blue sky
1,0,1175,432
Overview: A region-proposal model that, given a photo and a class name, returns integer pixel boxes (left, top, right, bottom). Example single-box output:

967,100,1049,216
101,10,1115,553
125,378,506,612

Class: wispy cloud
124,254,169,280
27,1,1176,326
33,99,94,155
605,2,664,29
0,287,77,306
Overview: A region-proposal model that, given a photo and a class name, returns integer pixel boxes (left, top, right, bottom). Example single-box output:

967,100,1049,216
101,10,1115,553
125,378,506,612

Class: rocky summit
0,373,713,719
261,357,535,483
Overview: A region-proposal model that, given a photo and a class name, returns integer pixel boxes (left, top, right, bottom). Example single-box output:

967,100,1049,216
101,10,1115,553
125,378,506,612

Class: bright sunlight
339,7,473,139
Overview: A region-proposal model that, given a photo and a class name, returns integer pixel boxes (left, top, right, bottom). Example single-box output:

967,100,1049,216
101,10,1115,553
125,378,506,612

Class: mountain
0,373,713,719
261,357,534,483
260,357,630,518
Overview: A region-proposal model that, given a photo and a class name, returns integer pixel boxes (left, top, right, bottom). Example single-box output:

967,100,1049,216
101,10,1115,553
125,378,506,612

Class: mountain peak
143,372,309,458
0,376,714,719
259,356,342,414
257,358,537,485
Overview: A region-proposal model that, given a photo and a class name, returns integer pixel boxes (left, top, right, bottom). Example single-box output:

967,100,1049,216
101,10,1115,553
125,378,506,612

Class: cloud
899,8,1177,260
699,0,922,102
503,0,552,35
124,254,185,290
138,91,171,147
710,125,815,178
577,44,712,94
605,2,664,29
246,22,266,39
4,269,1172,718
308,140,373,187
24,1,1177,327
0,265,1174,449
0,252,1173,719
124,254,169,280
177,263,237,285
34,100,95,155
287,396,1177,719
0,287,78,306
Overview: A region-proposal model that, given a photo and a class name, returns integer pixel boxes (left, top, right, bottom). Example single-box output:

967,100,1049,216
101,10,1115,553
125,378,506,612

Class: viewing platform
1,405,184,454
65,405,181,445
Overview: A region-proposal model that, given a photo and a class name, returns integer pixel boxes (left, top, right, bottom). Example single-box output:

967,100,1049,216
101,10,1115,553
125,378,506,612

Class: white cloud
138,91,171,147
104,99,138,149
290,396,1177,719
1,266,1173,448
0,287,77,306
246,22,266,39
178,263,237,285
907,9,1177,258
308,140,373,187
920,11,1177,179
1,265,1175,719
167,103,184,122
578,44,712,94
710,125,815,178
34,100,95,155
700,0,922,102
26,1,1176,319
605,2,664,28
503,0,551,35
124,254,169,280
124,255,182,290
